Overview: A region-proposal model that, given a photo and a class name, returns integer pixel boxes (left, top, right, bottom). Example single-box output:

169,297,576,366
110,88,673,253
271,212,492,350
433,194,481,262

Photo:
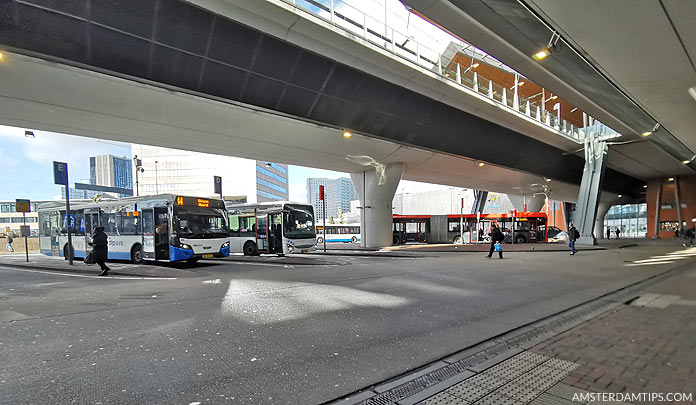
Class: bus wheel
317,237,324,244
453,236,462,244
63,244,74,260
187,257,200,264
243,241,258,256
131,245,143,264
351,236,358,243
393,235,400,245
515,235,526,244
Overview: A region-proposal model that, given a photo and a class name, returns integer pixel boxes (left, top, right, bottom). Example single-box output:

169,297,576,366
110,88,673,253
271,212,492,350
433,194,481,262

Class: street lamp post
133,155,144,196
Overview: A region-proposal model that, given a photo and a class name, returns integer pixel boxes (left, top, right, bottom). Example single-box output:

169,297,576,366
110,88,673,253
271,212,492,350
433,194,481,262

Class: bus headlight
221,241,230,249
180,243,192,250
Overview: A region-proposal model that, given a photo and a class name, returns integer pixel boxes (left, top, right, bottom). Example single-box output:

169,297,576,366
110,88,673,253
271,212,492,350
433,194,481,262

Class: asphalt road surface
1,243,691,404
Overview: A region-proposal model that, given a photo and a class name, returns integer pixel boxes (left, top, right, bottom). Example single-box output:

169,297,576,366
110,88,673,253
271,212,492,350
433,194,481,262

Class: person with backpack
485,223,504,259
5,232,14,252
89,227,111,276
568,223,579,255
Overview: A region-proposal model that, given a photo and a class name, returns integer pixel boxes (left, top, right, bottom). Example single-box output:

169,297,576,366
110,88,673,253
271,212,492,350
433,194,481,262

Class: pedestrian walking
568,223,579,255
615,228,621,239
89,227,111,276
683,226,695,248
5,232,14,252
606,227,611,240
485,224,504,259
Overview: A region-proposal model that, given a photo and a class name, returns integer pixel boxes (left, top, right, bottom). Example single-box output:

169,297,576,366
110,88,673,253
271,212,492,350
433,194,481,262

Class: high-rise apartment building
307,177,358,220
131,144,288,202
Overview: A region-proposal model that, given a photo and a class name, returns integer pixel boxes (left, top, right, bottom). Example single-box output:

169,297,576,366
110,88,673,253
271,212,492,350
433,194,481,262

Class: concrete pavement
0,240,693,404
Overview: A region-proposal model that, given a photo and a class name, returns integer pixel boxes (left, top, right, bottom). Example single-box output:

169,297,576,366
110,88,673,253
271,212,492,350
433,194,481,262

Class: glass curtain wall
604,203,647,238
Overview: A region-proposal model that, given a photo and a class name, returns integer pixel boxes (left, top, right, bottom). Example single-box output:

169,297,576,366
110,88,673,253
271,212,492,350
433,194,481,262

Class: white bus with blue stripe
315,224,361,243
38,194,230,263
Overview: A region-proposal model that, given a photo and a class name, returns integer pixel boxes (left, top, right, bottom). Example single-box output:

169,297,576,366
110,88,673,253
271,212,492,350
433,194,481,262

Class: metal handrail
277,0,620,143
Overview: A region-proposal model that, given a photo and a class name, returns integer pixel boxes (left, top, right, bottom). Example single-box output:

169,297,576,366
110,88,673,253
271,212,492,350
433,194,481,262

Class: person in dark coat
606,227,611,240
568,223,579,255
486,224,504,259
90,227,110,276
615,228,621,239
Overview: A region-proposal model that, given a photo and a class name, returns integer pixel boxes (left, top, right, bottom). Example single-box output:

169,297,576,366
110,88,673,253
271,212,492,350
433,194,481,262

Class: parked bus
38,194,230,263
315,223,361,243
226,202,316,255
393,212,548,244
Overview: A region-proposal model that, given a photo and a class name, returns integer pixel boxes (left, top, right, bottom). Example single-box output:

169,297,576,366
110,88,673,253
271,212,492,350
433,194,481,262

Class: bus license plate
203,254,213,259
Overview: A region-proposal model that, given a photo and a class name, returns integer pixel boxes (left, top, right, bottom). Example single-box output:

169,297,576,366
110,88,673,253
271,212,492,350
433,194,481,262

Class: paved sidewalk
531,264,696,403
0,254,199,278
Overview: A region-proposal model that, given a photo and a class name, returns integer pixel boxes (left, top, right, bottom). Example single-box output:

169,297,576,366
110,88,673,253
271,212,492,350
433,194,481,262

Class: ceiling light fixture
544,177,551,182
668,177,674,182
532,31,560,61
641,131,652,137
570,107,578,113
477,161,485,167
682,154,696,165
342,130,352,138
0,51,5,62
643,185,648,188
689,85,696,102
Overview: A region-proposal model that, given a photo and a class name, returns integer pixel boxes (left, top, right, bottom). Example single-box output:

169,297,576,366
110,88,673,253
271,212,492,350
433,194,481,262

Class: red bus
392,212,548,244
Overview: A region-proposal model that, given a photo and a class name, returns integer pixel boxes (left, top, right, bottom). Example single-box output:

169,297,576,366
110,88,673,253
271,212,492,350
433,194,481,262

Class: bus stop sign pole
320,185,326,252
53,161,72,265
16,199,31,262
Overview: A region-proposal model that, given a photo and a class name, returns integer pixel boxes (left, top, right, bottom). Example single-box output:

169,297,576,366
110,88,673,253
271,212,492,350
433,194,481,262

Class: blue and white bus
226,202,316,255
38,194,230,263
315,223,361,243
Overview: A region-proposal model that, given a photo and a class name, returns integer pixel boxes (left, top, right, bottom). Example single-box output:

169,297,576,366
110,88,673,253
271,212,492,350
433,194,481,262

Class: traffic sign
214,176,222,196
53,161,68,185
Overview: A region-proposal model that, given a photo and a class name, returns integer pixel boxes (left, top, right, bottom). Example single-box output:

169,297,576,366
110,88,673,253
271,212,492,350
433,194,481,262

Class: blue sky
0,125,448,202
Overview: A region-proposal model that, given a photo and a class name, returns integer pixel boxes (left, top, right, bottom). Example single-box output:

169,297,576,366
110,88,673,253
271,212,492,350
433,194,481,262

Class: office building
307,177,358,221
131,144,288,202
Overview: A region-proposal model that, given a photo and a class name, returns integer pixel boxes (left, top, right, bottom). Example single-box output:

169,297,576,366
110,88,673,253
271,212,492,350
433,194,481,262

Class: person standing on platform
485,224,504,259
615,228,621,239
569,223,579,255
606,227,611,240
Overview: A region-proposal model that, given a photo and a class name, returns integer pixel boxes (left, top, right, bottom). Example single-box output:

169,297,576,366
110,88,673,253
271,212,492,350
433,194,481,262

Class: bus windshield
174,206,229,238
283,204,315,239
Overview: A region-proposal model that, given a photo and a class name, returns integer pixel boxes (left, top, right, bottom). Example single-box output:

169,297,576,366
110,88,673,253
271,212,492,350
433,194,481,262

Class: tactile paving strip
415,352,579,405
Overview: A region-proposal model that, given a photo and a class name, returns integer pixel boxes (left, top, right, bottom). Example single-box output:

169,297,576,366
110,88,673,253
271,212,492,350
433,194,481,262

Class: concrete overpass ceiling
0,0,639,196
401,0,696,177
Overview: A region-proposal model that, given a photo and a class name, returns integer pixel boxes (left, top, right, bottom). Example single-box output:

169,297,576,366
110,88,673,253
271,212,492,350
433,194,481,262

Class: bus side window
229,215,240,233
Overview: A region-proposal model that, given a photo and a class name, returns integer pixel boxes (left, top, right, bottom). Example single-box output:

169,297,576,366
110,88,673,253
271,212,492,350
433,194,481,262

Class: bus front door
142,209,156,260
255,213,269,254
529,220,538,242
154,207,170,260
269,213,283,254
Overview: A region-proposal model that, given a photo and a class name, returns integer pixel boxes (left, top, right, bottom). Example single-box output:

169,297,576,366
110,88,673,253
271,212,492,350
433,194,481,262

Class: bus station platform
0,254,197,278
383,243,605,253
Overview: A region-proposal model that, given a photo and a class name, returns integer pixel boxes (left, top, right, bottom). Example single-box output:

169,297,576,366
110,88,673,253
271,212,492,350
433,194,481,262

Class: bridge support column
574,130,608,245
351,163,404,248
594,202,611,240
508,194,546,212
